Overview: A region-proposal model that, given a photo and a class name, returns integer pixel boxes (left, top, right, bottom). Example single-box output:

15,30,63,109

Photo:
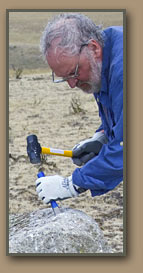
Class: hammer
27,134,72,164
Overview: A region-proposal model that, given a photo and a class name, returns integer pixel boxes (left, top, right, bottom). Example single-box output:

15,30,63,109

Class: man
36,13,123,204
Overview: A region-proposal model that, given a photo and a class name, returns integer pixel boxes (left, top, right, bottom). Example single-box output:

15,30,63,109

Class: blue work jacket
72,26,123,196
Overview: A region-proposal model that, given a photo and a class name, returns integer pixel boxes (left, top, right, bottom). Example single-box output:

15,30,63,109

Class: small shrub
70,95,85,114
12,64,23,79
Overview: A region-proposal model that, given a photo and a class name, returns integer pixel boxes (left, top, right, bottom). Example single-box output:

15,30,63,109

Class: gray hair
40,13,104,58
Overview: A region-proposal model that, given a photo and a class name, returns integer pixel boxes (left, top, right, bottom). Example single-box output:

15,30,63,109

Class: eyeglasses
52,42,89,83
52,62,79,83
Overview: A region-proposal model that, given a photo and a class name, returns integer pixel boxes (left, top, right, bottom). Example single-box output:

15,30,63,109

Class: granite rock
9,208,112,254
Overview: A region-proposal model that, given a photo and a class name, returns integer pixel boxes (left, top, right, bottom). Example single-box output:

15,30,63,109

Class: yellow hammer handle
41,147,73,157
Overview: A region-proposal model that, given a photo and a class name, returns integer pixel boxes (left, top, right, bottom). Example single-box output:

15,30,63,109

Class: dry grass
9,11,123,45
9,11,123,74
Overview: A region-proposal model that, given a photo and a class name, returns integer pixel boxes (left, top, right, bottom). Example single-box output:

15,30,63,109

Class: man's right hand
72,131,107,166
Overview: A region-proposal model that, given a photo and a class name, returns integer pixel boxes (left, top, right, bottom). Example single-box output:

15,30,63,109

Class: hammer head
27,135,42,164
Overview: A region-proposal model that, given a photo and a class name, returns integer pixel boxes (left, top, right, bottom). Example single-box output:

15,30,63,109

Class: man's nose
67,78,78,88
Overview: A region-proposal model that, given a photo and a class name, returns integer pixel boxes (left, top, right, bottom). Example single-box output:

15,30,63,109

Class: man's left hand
35,175,79,204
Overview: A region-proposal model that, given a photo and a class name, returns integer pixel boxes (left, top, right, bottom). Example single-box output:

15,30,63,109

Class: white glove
72,131,107,166
35,175,80,204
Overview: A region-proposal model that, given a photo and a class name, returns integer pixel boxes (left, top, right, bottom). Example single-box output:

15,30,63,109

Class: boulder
9,208,112,254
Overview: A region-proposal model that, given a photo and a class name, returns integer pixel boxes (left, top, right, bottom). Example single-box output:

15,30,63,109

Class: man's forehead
47,43,71,60
47,42,78,65
46,48,78,77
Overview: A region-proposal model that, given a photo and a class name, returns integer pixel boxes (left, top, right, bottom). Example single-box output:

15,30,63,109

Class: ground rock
9,208,112,254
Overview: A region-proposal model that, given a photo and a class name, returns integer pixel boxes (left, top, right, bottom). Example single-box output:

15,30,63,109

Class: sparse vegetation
12,64,23,79
70,95,86,114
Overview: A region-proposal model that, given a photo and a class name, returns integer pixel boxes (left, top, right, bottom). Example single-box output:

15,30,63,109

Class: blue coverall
72,26,123,196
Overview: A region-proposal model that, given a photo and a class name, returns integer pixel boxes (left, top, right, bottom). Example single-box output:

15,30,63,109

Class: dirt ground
9,11,124,254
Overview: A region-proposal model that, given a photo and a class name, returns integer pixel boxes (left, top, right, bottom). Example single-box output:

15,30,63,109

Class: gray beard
89,59,102,93
77,57,102,94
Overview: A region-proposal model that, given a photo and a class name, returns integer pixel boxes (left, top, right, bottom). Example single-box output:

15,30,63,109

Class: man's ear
88,39,102,60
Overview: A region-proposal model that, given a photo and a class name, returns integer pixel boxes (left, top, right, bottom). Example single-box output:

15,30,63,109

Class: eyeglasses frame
52,42,89,83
